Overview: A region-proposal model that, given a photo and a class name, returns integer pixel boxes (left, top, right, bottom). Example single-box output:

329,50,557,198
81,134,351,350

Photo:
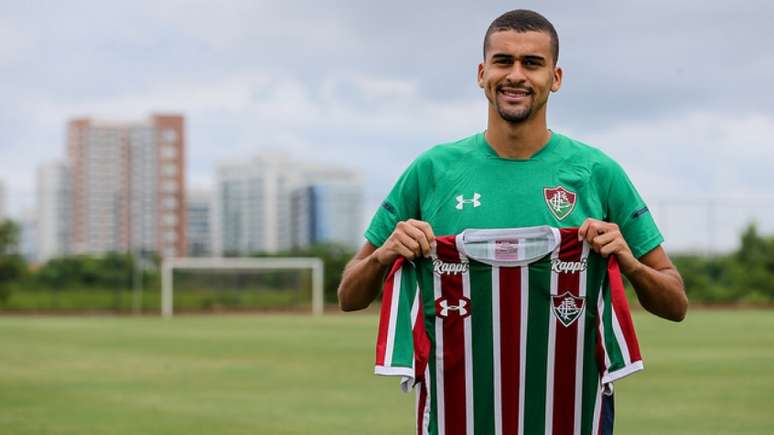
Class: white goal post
161,257,325,318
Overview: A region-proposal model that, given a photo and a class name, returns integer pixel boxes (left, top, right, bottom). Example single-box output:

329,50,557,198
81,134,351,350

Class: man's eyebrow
490,53,546,62
491,53,514,60
522,54,546,62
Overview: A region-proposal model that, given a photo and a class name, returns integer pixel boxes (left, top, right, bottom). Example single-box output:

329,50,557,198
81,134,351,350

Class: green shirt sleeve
604,161,664,258
364,159,422,248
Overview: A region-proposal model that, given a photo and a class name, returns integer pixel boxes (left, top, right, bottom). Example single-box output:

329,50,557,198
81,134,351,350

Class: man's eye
523,59,543,68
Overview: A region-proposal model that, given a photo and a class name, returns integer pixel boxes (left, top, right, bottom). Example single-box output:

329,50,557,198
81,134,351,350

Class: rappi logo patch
432,258,469,276
435,296,472,319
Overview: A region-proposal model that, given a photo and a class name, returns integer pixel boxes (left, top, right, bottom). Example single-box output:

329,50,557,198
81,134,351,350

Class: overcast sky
2,0,773,251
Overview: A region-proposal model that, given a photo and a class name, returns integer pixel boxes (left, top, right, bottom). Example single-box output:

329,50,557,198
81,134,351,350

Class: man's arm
579,218,688,322
338,220,434,311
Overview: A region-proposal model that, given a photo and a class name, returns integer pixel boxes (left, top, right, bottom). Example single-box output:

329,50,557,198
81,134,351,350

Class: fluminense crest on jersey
432,258,469,275
551,257,588,274
544,186,577,221
455,192,481,210
552,292,586,327
435,296,471,318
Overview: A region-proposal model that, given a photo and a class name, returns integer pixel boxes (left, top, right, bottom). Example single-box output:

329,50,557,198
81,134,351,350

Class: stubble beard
495,101,533,124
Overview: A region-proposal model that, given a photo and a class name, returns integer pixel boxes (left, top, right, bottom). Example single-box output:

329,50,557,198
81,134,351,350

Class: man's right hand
374,219,435,266
338,219,435,311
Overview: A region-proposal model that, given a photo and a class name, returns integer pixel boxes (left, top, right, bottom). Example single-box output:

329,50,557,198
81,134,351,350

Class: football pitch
0,310,772,435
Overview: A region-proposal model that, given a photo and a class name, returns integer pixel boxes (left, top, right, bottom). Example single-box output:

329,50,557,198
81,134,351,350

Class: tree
0,220,26,302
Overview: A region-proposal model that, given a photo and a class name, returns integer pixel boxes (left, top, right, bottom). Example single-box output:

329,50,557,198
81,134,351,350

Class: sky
2,0,773,252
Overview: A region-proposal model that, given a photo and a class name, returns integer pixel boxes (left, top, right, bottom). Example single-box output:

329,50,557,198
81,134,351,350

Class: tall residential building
213,154,364,255
213,153,302,255
187,189,211,256
36,161,71,261
67,114,186,257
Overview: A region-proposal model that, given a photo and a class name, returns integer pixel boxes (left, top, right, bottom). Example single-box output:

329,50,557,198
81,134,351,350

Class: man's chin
496,107,531,123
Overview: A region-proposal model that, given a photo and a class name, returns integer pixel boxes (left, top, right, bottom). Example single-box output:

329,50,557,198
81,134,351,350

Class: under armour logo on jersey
455,193,481,210
435,296,472,318
552,292,585,327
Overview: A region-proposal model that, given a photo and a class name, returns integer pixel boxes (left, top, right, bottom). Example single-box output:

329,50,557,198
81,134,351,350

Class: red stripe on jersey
376,257,405,366
414,291,431,384
607,256,642,362
436,238,468,435
552,231,583,435
499,266,522,435
417,381,428,435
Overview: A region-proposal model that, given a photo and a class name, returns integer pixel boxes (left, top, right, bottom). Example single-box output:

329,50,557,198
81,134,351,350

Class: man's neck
484,110,552,160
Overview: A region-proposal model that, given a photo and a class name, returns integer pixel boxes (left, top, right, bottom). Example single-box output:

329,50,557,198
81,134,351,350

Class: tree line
1,219,773,311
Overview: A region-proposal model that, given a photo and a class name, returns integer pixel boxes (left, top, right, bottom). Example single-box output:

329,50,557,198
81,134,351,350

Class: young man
338,9,686,322
338,9,687,434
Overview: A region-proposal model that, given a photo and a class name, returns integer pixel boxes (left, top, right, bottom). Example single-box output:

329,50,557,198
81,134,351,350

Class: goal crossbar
161,257,324,317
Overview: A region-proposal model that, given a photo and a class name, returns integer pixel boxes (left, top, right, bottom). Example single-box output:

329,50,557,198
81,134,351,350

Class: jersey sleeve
364,159,422,248
604,161,664,259
597,256,644,385
375,257,430,392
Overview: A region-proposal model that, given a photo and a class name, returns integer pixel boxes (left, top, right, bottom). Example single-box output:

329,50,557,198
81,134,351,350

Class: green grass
0,310,772,434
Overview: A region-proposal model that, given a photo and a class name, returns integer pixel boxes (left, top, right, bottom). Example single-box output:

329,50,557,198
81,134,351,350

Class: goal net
160,257,324,317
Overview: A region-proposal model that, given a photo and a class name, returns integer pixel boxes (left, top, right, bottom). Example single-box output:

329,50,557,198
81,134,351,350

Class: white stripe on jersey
545,246,560,435
410,284,421,374
597,284,611,380
491,266,503,435
385,268,402,366
433,268,446,435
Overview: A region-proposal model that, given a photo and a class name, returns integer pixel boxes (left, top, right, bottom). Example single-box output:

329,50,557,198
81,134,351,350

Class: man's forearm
337,254,390,311
625,263,687,322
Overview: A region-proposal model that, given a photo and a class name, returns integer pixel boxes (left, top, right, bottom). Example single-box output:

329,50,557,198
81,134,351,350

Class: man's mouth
497,87,532,102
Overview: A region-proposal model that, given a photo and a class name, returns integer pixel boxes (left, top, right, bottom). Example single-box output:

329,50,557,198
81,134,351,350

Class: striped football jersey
375,226,643,435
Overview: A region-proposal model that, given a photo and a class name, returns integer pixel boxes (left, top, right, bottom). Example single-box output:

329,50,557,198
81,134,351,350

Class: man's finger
578,219,591,240
395,232,421,254
394,243,417,260
592,230,619,247
404,224,432,257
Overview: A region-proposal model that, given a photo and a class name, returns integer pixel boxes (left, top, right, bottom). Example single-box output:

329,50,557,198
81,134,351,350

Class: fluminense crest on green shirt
544,186,577,221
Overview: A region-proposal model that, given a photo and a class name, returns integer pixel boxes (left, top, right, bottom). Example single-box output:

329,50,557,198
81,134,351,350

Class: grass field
0,310,772,434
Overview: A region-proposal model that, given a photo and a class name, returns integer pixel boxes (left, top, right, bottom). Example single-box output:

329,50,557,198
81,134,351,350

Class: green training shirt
365,131,663,259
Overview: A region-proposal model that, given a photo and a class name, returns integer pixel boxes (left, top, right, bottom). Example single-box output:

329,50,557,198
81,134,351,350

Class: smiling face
478,30,562,125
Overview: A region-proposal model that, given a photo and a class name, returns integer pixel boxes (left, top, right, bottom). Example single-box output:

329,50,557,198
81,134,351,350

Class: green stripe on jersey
392,265,417,366
469,263,494,435
523,259,552,435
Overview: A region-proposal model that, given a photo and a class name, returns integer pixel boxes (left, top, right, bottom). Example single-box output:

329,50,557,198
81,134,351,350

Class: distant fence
650,195,774,255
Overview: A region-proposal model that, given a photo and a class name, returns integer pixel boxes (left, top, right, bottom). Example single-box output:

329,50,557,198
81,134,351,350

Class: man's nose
506,62,527,83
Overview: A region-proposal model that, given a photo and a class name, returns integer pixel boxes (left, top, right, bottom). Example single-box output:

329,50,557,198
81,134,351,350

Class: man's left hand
578,218,640,275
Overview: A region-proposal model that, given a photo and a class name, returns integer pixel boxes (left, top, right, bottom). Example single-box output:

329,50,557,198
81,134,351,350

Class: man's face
478,30,562,124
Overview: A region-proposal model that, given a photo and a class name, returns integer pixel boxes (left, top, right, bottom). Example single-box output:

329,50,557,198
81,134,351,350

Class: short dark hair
483,9,559,65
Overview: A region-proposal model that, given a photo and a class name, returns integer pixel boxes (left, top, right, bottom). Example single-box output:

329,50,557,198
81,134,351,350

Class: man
338,9,686,321
338,9,687,434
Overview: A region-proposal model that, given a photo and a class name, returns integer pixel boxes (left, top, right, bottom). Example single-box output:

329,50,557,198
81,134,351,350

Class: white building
213,154,364,255
68,115,186,257
291,171,364,249
19,208,38,262
36,161,71,261
187,189,212,256
213,153,302,255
